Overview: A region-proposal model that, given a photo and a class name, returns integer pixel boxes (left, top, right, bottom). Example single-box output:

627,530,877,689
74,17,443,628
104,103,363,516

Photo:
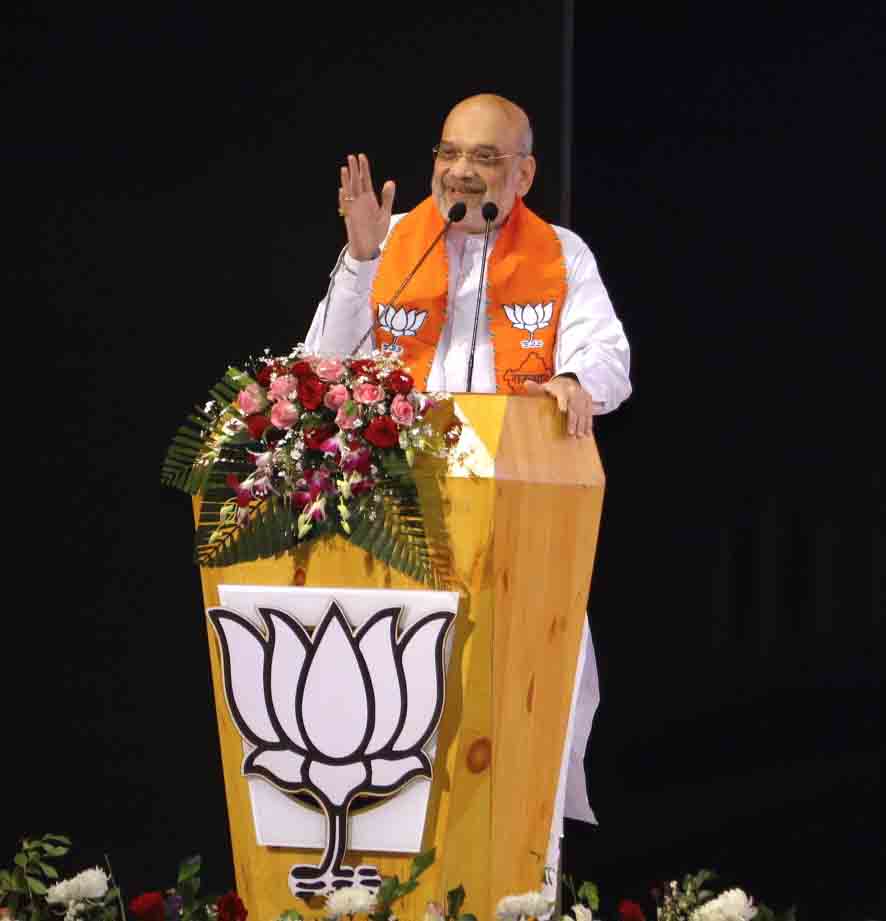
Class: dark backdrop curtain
6,3,883,920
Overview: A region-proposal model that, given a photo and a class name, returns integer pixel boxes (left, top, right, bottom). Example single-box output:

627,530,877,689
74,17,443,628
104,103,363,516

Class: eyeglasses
432,144,528,167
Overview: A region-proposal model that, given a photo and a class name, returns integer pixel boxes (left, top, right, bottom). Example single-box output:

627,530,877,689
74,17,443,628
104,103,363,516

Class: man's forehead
441,96,529,150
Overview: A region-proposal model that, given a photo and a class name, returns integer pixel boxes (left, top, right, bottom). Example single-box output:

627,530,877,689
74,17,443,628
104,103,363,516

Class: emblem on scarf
377,305,428,353
503,302,554,348
209,601,455,898
503,351,553,392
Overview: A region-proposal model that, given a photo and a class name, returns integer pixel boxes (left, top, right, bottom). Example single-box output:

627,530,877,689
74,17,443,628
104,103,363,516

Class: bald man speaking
306,93,631,436
305,94,630,895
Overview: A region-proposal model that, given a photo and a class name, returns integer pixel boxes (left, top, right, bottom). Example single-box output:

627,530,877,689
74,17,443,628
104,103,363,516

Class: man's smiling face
431,95,536,233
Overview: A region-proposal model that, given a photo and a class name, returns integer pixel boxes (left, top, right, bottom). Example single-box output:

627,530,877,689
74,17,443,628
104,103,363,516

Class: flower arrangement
126,856,244,921
161,348,460,585
0,835,120,921
0,840,242,921
558,870,795,921
653,871,793,921
3,839,796,921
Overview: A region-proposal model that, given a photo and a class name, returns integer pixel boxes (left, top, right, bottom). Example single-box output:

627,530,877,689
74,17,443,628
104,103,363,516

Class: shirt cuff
340,249,380,292
555,360,612,413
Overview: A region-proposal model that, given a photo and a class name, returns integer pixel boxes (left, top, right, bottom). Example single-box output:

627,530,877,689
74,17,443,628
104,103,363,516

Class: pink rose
323,384,349,411
268,374,298,402
390,394,415,427
335,403,362,430
353,381,383,404
316,358,345,382
236,383,266,416
270,400,299,429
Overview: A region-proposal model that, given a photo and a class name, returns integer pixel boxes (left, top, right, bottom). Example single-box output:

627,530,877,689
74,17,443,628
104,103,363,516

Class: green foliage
1,834,72,921
576,882,599,912
277,911,304,921
563,875,600,914
1,836,121,921
172,855,217,921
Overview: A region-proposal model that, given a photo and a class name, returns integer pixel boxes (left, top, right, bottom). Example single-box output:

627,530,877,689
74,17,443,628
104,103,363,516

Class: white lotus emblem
377,305,428,353
209,602,454,898
503,302,554,347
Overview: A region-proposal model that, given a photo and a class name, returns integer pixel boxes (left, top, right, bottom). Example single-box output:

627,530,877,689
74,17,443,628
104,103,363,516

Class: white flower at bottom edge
325,885,377,918
64,902,85,921
564,905,593,921
496,891,553,920
47,868,109,904
691,888,756,921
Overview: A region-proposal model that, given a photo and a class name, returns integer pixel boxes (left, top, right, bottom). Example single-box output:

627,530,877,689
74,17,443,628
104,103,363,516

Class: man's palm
340,153,396,261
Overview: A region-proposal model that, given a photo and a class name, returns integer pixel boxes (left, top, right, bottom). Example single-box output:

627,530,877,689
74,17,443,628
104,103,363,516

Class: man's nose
449,153,476,178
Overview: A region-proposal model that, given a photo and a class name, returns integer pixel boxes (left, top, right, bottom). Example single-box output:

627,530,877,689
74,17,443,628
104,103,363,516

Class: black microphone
350,202,467,355
465,201,499,392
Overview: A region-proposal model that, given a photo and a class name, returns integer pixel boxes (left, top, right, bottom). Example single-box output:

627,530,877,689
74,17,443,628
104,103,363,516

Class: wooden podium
196,394,605,921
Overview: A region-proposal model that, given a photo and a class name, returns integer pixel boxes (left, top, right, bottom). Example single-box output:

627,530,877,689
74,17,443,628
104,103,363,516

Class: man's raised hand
339,153,396,261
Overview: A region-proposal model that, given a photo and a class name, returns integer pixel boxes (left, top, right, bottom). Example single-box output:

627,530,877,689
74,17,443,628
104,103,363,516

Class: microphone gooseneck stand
464,201,499,392
350,201,467,356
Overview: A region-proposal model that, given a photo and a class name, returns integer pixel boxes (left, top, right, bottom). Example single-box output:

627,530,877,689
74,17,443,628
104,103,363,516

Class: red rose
387,370,414,394
129,893,165,921
618,900,646,921
290,360,313,377
245,414,271,440
297,373,327,410
217,892,247,921
304,423,338,450
256,363,285,387
364,416,399,448
349,358,378,380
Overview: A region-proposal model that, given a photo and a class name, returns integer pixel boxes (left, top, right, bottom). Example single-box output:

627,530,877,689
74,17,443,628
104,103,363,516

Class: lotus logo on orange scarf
503,302,554,348
377,305,428,353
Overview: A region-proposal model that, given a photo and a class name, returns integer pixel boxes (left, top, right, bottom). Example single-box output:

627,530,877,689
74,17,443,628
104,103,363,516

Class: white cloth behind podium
543,618,599,898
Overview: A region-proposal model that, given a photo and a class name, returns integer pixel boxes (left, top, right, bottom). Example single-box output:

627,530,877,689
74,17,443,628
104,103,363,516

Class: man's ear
517,154,537,197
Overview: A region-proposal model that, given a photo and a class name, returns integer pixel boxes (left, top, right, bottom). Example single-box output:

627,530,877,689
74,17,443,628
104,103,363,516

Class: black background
6,3,884,920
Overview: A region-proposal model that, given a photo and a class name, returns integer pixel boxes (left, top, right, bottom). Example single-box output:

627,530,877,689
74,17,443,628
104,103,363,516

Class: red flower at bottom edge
618,899,646,921
217,891,248,921
129,892,165,921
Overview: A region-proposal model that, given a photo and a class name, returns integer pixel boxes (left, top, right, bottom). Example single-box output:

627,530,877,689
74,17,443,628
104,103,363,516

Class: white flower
691,889,756,921
64,902,85,921
325,885,376,917
565,906,593,921
47,868,109,905
496,891,553,920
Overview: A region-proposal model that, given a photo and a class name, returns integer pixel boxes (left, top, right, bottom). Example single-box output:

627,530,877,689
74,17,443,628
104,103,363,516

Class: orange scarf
370,197,567,392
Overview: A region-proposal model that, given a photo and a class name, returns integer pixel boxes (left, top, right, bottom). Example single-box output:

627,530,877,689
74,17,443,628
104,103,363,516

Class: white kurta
304,211,630,885
305,214,631,412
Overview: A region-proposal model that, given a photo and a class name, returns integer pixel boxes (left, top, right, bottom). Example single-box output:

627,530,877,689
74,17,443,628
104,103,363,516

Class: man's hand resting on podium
525,375,599,439
338,153,396,262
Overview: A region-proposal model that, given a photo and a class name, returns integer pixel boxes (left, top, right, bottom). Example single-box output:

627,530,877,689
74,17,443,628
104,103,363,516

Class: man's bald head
443,94,534,155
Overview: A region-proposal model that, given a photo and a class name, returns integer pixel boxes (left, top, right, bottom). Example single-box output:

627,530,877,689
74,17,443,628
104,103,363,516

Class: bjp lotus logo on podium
209,596,455,898
377,305,428,353
503,302,554,347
